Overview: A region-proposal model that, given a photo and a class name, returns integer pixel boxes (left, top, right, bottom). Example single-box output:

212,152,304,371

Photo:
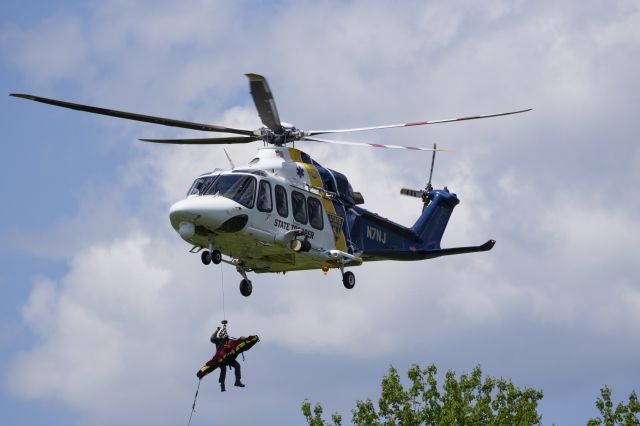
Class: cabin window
275,185,288,218
257,180,273,212
291,191,308,224
204,174,256,208
307,197,324,230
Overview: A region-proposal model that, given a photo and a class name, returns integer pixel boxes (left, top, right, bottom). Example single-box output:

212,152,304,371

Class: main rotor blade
303,136,449,152
307,108,532,136
245,74,283,133
139,136,260,144
10,94,255,136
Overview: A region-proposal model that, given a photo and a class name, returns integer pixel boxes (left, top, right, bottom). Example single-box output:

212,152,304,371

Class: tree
302,363,544,425
301,399,342,426
587,386,640,426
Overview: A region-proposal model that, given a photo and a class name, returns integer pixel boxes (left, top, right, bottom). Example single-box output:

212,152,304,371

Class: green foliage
302,363,544,426
302,399,342,426
587,386,640,426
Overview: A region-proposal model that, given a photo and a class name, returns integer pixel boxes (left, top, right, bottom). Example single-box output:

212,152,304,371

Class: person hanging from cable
189,325,259,426
196,321,259,390
210,320,244,392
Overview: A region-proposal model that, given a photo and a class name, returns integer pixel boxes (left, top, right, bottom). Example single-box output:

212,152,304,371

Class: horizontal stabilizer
361,239,495,261
416,239,495,259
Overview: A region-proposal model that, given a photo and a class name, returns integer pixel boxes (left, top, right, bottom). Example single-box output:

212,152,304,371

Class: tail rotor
400,143,438,209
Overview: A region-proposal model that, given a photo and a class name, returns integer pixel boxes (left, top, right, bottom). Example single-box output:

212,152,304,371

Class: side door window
291,191,308,224
275,185,288,217
307,197,324,230
257,180,273,212
233,176,256,209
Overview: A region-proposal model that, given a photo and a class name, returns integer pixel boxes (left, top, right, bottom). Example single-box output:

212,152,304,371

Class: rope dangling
187,379,201,426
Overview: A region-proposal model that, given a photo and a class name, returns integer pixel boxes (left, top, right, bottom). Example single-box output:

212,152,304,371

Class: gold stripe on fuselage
288,148,348,252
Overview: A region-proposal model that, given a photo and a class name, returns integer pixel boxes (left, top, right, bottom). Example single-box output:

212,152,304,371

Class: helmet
219,327,228,339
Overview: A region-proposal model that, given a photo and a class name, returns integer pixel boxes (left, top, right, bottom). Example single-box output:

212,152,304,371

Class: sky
1,0,639,425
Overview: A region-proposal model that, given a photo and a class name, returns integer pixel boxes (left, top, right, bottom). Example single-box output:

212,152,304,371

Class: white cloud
20,277,57,335
6,233,200,424
593,2,640,47
540,196,639,270
9,235,165,398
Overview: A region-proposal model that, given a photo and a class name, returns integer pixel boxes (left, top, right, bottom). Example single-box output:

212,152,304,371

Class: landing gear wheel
342,271,355,289
211,250,222,265
201,250,211,265
240,279,253,297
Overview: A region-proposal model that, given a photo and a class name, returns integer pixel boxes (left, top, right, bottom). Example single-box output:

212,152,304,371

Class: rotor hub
259,126,304,146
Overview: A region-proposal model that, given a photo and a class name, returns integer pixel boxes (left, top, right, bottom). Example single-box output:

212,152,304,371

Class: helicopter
10,74,530,297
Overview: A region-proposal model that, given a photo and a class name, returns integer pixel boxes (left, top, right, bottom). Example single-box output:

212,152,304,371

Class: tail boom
350,188,495,262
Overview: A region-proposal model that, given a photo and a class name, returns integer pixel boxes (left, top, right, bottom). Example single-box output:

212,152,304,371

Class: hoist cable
220,266,226,322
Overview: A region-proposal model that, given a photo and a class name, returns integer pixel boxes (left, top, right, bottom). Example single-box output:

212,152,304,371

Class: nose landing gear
200,249,222,265
201,239,222,266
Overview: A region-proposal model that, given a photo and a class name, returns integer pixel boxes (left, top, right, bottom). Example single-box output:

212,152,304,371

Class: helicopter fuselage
170,147,358,273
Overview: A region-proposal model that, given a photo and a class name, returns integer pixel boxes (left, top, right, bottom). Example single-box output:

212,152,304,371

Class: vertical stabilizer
411,188,459,250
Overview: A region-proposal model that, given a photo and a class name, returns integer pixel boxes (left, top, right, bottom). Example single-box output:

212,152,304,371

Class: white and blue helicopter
11,74,530,296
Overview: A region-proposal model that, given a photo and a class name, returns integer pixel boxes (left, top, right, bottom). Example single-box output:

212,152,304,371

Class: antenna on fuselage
224,148,235,169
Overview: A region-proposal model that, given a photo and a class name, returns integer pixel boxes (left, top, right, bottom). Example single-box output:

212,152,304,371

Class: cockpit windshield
204,174,256,208
187,175,218,197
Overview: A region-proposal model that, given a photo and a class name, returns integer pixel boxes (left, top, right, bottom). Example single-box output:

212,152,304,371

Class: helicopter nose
169,196,248,237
